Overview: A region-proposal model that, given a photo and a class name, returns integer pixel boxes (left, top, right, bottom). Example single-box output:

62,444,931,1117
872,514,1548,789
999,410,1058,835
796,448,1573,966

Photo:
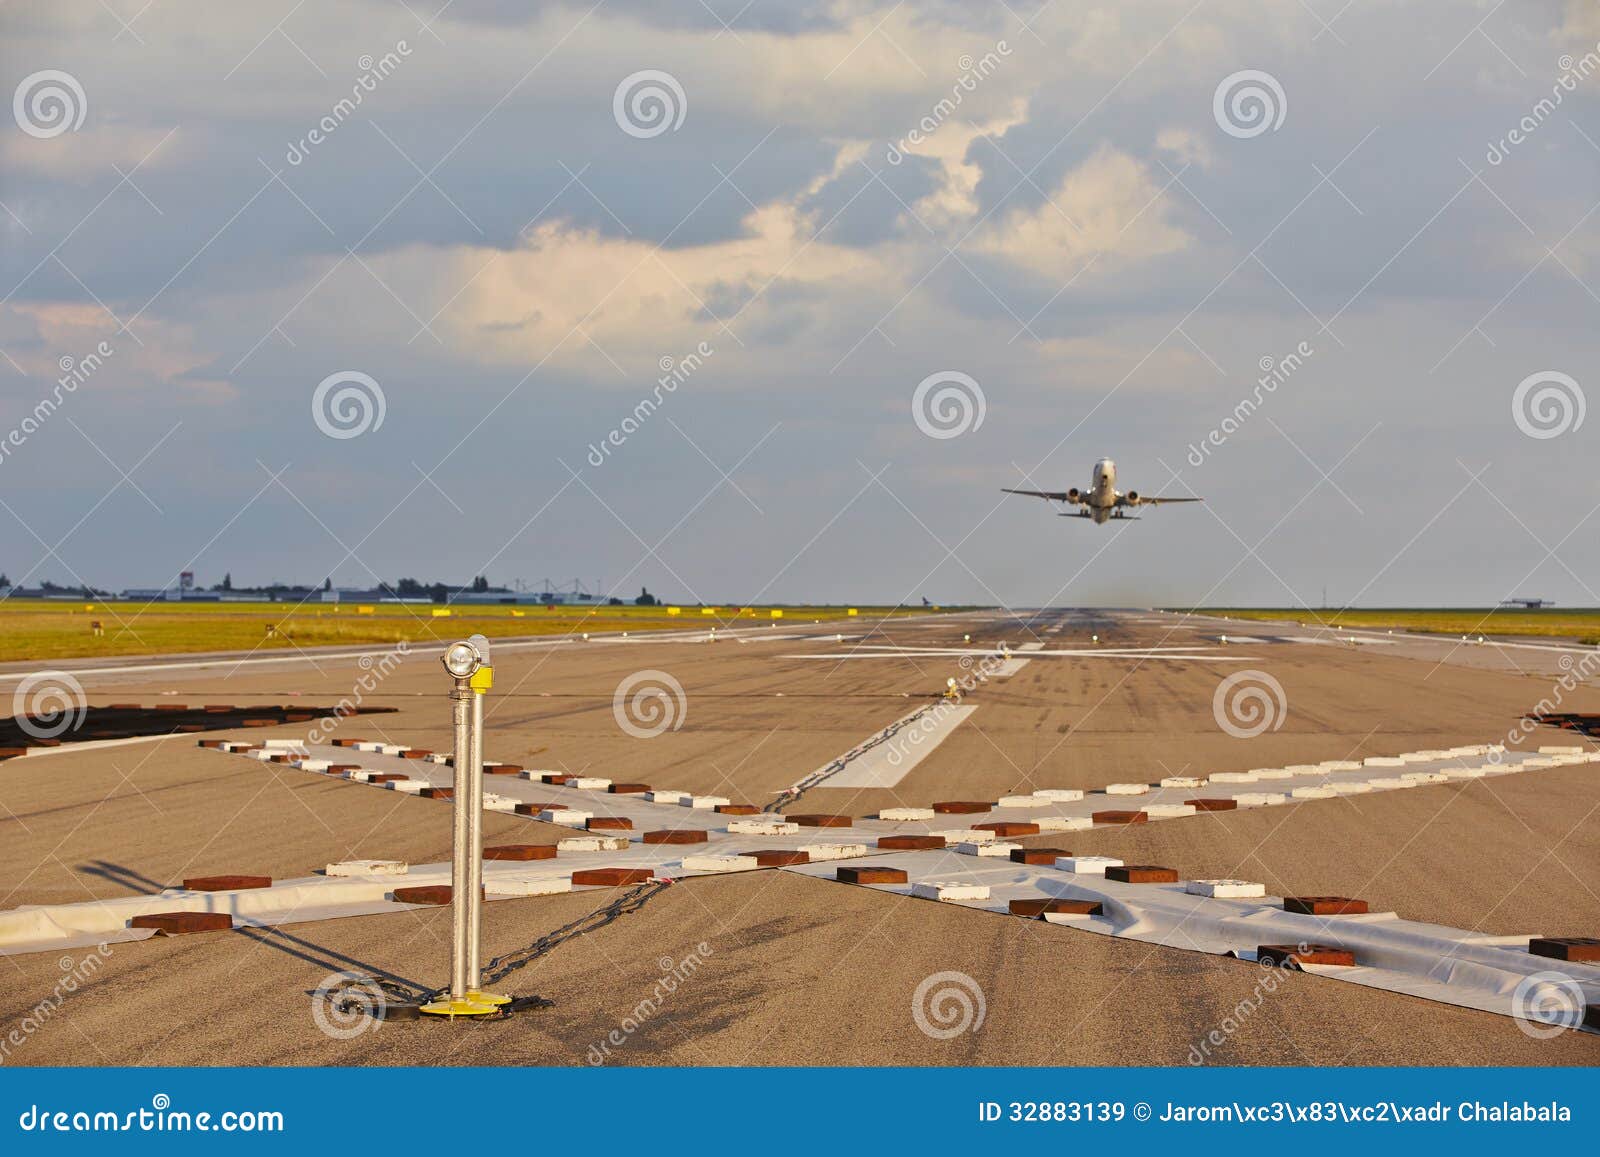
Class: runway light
1091,634,1099,643
963,633,971,643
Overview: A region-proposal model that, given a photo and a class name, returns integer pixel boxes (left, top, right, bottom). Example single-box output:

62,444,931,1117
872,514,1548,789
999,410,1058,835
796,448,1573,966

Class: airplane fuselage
1087,458,1118,522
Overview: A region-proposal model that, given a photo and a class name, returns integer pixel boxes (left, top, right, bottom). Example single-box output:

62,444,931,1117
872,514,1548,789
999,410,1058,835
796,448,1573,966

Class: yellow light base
419,997,499,1018
465,990,512,1007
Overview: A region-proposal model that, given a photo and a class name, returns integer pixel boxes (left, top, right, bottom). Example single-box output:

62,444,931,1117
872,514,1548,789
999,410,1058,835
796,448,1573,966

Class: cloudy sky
2,0,1598,607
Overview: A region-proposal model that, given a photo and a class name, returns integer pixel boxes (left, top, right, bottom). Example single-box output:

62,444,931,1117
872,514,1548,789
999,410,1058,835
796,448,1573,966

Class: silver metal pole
448,679,472,1002
465,686,486,992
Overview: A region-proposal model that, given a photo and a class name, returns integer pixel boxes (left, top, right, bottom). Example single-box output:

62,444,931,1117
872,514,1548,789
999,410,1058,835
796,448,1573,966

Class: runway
3,608,1598,1065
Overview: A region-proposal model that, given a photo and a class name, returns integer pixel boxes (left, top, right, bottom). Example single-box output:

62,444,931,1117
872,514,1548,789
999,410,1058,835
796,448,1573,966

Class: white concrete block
997,794,1050,808
1291,786,1336,800
1283,764,1321,774
249,749,274,761
1057,855,1122,875
263,739,304,749
389,780,428,794
296,759,331,772
726,819,799,835
538,808,593,825
219,742,252,752
486,877,573,897
798,843,869,861
379,744,408,756
1210,771,1259,783
1036,816,1094,833
483,794,519,813
1033,788,1086,802
1186,878,1265,898
1252,769,1296,780
429,754,454,764
647,790,691,804
354,741,386,752
956,841,1021,857
1442,766,1489,779
347,769,379,782
912,881,991,902
1142,803,1197,819
1159,776,1205,789
557,835,630,853
1548,754,1589,765
1519,757,1559,769
932,828,995,843
1321,760,1363,771
684,795,730,809
879,807,935,821
1233,792,1287,807
1401,771,1448,783
1362,756,1404,767
1329,782,1373,794
679,855,761,874
1105,782,1150,795
1366,777,1411,790
1398,751,1443,763
326,859,407,877
572,777,612,790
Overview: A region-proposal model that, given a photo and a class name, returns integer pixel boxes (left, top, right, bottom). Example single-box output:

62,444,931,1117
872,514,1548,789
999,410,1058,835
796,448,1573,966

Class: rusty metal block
182,875,271,891
716,804,761,815
787,814,852,827
973,821,1041,837
878,835,947,850
420,787,454,800
643,829,708,844
609,783,651,794
400,749,432,759
932,801,991,814
484,764,523,775
837,866,908,884
367,773,406,784
743,849,811,866
1528,937,1600,963
1105,865,1178,883
1186,798,1239,811
1092,810,1148,825
541,773,575,784
514,802,565,815
1283,896,1369,916
1259,943,1355,968
587,816,633,831
1009,897,1103,917
393,885,459,905
483,844,558,861
571,867,655,886
131,911,233,934
1009,847,1071,865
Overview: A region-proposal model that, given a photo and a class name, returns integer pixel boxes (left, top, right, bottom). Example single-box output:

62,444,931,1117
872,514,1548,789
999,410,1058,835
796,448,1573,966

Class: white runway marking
822,704,978,789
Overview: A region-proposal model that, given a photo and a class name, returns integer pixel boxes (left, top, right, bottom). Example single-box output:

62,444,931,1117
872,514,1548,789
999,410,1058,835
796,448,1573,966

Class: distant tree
471,575,489,592
0,573,9,588
607,597,623,606
429,583,448,603
634,586,657,607
323,577,332,591
396,577,425,596
219,573,232,591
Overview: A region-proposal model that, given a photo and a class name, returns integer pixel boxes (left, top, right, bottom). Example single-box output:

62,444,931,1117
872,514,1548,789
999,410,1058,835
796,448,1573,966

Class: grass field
1187,607,1600,645
0,600,946,663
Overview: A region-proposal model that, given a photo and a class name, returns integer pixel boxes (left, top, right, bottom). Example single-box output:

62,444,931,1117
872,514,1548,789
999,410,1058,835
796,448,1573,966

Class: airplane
1001,458,1202,524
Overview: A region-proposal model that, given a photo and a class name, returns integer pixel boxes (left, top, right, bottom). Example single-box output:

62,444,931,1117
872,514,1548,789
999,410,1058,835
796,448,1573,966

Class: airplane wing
1123,495,1204,507
1001,488,1082,503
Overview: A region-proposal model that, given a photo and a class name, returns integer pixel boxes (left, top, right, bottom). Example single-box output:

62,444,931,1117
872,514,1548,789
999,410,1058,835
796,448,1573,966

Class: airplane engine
1066,488,1080,503
1126,490,1139,504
